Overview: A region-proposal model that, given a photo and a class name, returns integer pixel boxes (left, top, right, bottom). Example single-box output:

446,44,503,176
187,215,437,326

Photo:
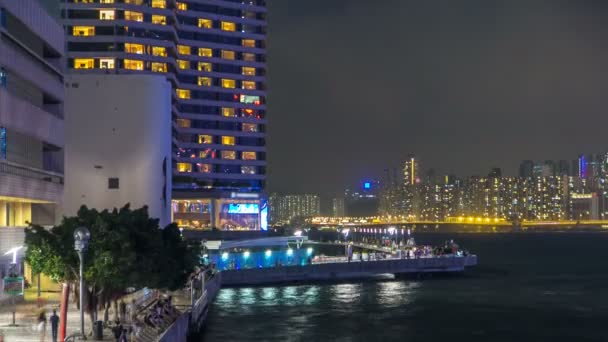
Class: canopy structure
204,236,308,251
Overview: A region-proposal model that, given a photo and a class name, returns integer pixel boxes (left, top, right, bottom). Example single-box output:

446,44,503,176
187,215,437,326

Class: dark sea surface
201,233,608,341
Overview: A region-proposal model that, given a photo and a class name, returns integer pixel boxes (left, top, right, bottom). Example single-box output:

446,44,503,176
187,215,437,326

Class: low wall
157,312,189,342
221,256,476,286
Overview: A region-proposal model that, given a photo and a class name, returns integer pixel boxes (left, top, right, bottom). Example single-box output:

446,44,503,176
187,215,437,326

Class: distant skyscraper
403,156,421,216
519,160,534,178
331,198,345,217
558,160,570,176
488,167,502,178
577,154,588,178
269,194,320,225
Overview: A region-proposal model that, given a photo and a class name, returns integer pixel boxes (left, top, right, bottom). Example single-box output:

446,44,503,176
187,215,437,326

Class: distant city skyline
266,0,608,196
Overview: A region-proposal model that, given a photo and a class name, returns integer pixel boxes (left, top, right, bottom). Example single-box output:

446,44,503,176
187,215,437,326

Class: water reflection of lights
261,287,278,302
377,281,420,307
238,288,256,305
332,284,362,305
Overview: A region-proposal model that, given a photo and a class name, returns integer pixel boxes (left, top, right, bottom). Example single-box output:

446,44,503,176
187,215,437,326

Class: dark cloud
266,0,608,196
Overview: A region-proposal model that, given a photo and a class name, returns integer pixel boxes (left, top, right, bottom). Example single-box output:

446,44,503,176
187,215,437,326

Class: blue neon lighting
0,127,6,160
364,182,371,189
227,203,259,214
260,201,268,231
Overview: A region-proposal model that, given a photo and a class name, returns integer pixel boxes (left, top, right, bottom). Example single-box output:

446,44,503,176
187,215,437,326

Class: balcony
0,159,63,203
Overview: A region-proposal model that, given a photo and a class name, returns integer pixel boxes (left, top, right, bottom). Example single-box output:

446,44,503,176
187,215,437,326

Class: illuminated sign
230,192,259,199
364,182,371,189
260,201,268,231
227,203,259,214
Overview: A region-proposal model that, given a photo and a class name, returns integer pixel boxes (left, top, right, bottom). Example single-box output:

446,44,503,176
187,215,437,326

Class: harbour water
201,233,608,341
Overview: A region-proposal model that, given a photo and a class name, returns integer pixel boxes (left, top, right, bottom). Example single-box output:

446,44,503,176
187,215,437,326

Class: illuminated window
196,163,212,173
221,79,235,88
242,152,257,160
221,151,236,160
99,0,114,3
151,62,167,72
242,67,256,76
241,166,256,174
221,50,235,60
221,21,236,31
222,136,235,145
100,58,115,69
151,15,166,25
199,150,210,158
198,77,212,87
222,108,235,117
240,95,260,105
198,62,212,72
198,18,212,28
124,11,143,21
242,53,256,62
151,46,167,57
151,0,166,8
242,39,256,48
177,60,190,70
124,59,144,70
198,135,213,144
176,89,191,99
177,163,192,173
74,58,94,69
177,45,191,55
99,10,115,20
176,2,187,11
242,123,258,132
198,48,212,57
124,0,143,4
125,43,144,54
73,26,95,36
242,81,256,90
176,119,191,128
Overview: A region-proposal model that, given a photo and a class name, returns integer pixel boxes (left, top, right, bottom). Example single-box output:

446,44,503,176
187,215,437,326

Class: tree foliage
25,204,200,303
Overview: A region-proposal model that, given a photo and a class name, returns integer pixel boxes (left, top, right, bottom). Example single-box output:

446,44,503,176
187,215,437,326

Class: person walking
37,311,47,342
49,310,59,342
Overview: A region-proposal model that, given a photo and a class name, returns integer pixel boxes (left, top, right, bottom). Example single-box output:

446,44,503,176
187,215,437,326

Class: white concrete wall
63,74,172,226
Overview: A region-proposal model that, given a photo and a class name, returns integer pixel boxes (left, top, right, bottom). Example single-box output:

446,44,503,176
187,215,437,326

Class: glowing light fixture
221,252,229,261
306,247,313,256
287,248,293,256
265,249,272,258
243,251,250,259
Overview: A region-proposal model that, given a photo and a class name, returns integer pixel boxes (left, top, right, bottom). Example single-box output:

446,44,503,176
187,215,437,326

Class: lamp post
73,226,90,339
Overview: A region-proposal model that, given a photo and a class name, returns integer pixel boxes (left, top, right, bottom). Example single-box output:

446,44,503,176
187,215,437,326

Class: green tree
25,205,200,332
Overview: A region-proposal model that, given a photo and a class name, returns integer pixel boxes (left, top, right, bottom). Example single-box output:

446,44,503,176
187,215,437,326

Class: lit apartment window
100,0,114,3
242,81,256,90
177,45,191,55
124,59,144,70
198,18,212,28
124,0,143,4
198,62,212,72
198,135,213,144
100,58,115,69
74,58,94,69
221,151,236,160
177,163,192,173
176,89,191,99
222,108,235,117
199,150,210,158
176,119,191,128
242,39,256,48
176,2,187,11
242,67,256,76
198,48,212,57
151,46,167,57
151,15,166,25
198,77,212,87
73,26,95,36
221,79,236,88
177,60,190,70
242,123,258,132
99,10,115,20
242,53,256,62
242,152,257,160
222,136,235,145
241,166,256,174
124,11,144,21
125,43,144,54
151,62,167,72
221,50,235,60
221,21,236,31
196,163,212,173
151,0,166,8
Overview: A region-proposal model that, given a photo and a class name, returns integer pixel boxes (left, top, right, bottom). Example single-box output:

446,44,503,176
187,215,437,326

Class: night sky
266,0,608,196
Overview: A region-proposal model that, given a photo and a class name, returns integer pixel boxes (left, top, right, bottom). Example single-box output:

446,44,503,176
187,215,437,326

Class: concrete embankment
221,256,477,286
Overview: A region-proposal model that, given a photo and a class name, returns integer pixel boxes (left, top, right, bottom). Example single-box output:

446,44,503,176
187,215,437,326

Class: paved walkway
0,292,116,342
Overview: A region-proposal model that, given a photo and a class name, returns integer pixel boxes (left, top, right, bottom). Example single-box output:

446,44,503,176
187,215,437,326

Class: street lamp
73,226,90,339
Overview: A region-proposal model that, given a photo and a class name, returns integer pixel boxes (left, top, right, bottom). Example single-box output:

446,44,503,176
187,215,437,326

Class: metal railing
0,159,63,184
